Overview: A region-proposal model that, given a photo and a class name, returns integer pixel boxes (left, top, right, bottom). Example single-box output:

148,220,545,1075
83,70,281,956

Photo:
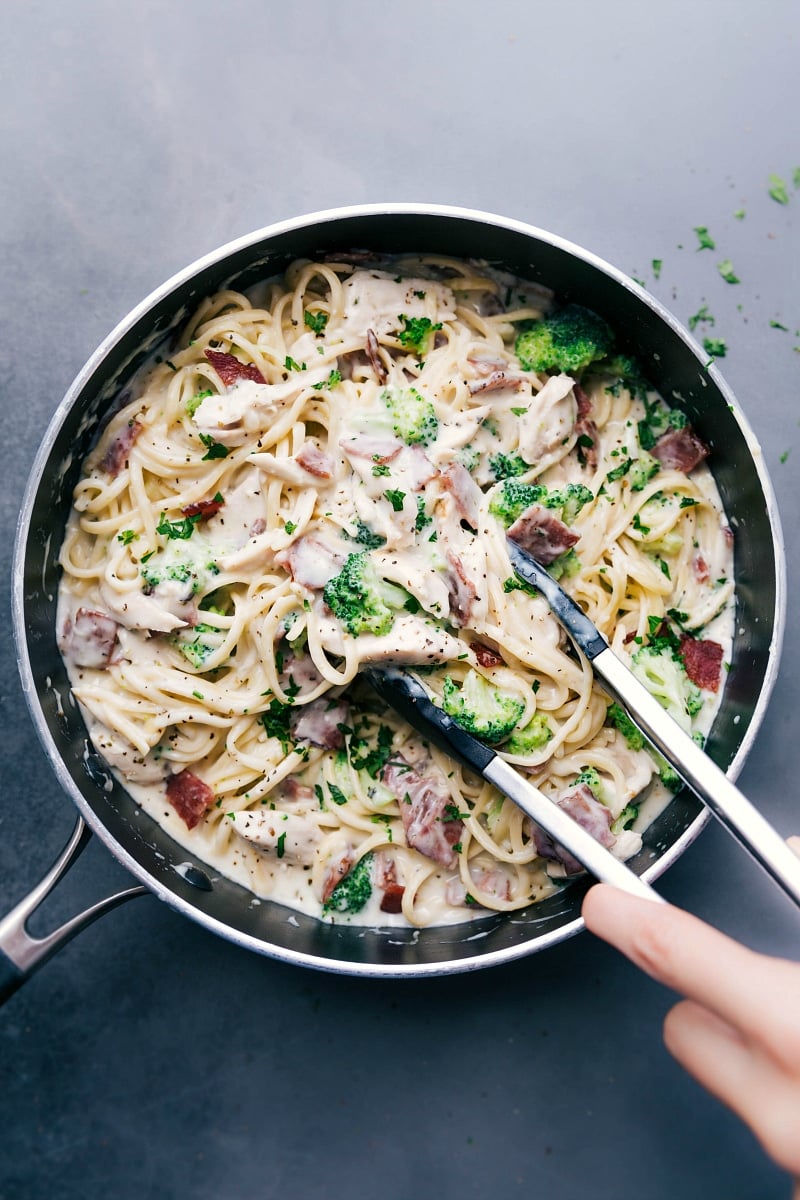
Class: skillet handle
0,815,147,1005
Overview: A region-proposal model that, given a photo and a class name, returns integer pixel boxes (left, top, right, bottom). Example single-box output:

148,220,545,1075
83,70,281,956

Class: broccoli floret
574,766,605,800
629,451,660,492
488,479,548,525
607,702,645,751
515,304,614,375
638,402,687,450
648,749,682,791
323,852,374,915
611,803,640,834
593,353,650,398
396,315,442,357
348,522,387,550
381,386,439,446
489,452,528,481
505,711,553,755
322,553,408,637
547,483,594,524
173,622,225,668
548,549,581,580
441,670,525,744
631,645,702,733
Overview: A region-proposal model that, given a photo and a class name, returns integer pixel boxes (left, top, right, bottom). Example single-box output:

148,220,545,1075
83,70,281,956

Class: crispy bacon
63,607,118,668
470,641,504,668
322,848,352,902
679,633,724,693
439,461,482,528
277,534,345,590
100,420,142,477
204,348,265,386
446,551,478,626
181,497,223,520
166,770,214,830
376,854,405,913
692,552,710,585
573,385,598,468
531,783,615,875
382,756,462,868
296,443,335,479
652,425,710,473
508,504,580,566
365,328,388,383
290,697,350,749
468,371,523,396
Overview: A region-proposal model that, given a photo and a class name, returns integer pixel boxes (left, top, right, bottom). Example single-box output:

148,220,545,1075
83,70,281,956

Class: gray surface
1,2,798,1196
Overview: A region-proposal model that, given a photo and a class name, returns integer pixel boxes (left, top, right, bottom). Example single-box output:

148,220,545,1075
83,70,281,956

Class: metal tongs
366,541,800,909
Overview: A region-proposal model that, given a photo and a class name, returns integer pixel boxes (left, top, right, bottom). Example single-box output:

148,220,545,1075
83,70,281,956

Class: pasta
57,254,734,928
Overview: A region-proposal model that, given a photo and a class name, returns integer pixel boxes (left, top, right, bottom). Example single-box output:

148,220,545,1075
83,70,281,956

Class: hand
582,838,800,1194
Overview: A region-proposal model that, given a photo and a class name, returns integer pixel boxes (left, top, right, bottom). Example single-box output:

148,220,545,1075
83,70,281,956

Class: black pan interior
16,209,781,973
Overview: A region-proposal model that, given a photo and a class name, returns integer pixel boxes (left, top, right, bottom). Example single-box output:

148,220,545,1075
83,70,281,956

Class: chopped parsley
156,512,201,540
199,433,230,460
312,369,343,390
717,259,740,285
284,355,306,372
767,173,790,205
304,310,329,335
693,226,715,251
651,258,663,279
385,489,406,512
687,304,714,332
117,529,138,545
328,782,348,806
396,314,442,356
702,337,727,359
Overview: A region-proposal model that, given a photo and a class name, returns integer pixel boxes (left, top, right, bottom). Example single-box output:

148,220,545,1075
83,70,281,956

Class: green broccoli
441,670,525,744
488,479,548,525
638,402,687,451
611,803,640,834
323,852,374,915
173,622,225,668
489,452,528,481
631,644,702,733
606,703,645,751
547,483,594,524
396,315,442,356
323,553,410,637
380,386,439,446
629,451,660,492
649,750,682,791
505,711,553,755
515,304,614,375
574,765,605,800
593,353,650,398
548,549,581,580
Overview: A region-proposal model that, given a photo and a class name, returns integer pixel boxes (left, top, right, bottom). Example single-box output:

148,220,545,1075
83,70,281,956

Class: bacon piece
467,355,507,377
365,328,388,383
679,633,724,693
508,504,580,566
296,443,335,479
276,534,345,590
181,497,223,520
166,770,214,830
468,371,523,396
692,552,710,585
281,778,316,805
63,607,118,668
204,348,265,386
573,385,598,468
446,551,478,626
100,420,142,477
651,425,710,473
439,462,482,528
290,697,350,749
376,854,405,914
470,641,504,668
322,848,352,903
531,783,615,875
382,756,462,869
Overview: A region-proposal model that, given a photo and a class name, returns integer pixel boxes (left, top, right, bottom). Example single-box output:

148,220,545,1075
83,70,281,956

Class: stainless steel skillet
4,204,786,998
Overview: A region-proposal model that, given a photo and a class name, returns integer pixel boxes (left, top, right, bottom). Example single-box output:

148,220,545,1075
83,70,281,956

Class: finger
582,884,772,1034
666,999,800,1179
788,835,800,859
